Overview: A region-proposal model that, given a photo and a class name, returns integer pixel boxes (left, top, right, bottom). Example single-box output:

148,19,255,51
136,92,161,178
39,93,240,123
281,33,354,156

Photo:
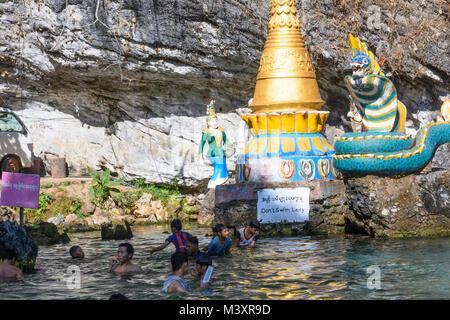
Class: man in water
234,220,260,248
162,252,211,294
191,254,213,279
69,245,84,259
186,236,208,258
150,219,191,255
109,243,142,274
0,248,24,282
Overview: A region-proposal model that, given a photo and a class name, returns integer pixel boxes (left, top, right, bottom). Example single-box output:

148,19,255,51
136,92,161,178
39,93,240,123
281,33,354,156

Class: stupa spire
249,0,324,113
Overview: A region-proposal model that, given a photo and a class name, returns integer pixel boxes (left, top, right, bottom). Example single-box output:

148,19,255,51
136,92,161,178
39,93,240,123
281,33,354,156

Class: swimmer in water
150,219,191,255
207,224,232,256
69,245,85,259
162,252,211,294
186,236,208,259
191,254,213,279
109,243,142,274
0,248,24,282
234,220,260,248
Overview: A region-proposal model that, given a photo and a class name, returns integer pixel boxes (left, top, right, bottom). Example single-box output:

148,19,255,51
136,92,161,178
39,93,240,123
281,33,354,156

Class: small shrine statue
198,100,229,188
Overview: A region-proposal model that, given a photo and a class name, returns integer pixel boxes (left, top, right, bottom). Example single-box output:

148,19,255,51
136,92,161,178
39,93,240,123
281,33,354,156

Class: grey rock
0,0,448,188
0,221,38,262
25,222,70,246
101,220,133,240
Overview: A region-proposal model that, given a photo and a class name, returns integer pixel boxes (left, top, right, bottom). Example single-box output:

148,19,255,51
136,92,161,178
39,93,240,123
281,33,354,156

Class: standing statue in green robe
198,100,229,188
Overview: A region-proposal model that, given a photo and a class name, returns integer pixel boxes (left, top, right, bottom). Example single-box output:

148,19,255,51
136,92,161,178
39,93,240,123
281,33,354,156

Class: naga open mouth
351,62,365,77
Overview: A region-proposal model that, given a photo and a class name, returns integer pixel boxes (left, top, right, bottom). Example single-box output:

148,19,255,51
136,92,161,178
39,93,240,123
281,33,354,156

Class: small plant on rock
24,193,54,223
88,167,124,208
71,199,85,218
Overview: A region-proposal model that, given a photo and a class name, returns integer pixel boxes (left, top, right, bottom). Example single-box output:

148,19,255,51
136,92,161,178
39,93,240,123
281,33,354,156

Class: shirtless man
109,243,142,274
234,220,260,248
0,248,24,282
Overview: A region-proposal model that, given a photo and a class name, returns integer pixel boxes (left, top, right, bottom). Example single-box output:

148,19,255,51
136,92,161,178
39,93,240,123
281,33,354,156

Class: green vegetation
23,193,86,223
86,168,183,213
392,229,450,238
24,193,54,223
132,177,181,204
71,199,85,218
41,182,54,189
88,167,124,208
112,190,141,209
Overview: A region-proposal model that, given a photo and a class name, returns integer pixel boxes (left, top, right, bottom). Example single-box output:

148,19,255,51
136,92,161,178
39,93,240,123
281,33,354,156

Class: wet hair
69,245,81,258
0,247,17,261
212,224,227,234
249,220,260,229
196,255,212,267
118,243,134,257
171,219,182,231
187,236,199,245
171,252,188,272
109,293,128,300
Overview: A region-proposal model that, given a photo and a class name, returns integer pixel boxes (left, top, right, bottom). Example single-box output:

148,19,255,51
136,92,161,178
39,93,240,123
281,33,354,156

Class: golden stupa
241,0,328,136
249,0,324,113
236,0,335,183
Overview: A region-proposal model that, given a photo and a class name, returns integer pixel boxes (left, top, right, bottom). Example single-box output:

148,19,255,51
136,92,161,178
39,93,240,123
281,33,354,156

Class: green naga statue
344,34,407,133
198,100,229,188
333,34,450,176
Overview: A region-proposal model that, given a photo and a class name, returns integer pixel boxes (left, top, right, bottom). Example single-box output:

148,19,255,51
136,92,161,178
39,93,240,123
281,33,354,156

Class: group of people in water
0,218,261,296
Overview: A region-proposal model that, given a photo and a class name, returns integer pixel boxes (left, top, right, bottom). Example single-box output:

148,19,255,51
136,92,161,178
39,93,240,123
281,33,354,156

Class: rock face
63,213,91,232
0,221,38,267
198,189,216,225
0,0,447,187
0,207,19,223
345,170,450,237
25,222,70,246
132,193,170,223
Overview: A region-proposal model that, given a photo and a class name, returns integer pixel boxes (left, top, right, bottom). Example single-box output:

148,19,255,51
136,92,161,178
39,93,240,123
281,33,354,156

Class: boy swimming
234,220,260,247
0,248,24,282
186,236,208,258
150,219,191,255
162,252,211,294
69,245,85,259
207,224,232,256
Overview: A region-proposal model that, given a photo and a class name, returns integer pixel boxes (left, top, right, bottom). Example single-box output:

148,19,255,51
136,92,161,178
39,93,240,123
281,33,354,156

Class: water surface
0,224,448,299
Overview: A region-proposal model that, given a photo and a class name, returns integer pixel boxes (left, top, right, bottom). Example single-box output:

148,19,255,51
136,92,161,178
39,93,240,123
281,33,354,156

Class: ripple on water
1,225,449,300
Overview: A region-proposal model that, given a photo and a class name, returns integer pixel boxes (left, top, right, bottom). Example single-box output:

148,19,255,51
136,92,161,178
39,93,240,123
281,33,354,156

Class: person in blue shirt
207,224,232,256
150,219,191,255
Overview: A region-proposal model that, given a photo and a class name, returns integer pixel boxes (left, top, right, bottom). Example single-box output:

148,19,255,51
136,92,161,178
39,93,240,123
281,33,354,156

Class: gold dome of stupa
249,0,324,113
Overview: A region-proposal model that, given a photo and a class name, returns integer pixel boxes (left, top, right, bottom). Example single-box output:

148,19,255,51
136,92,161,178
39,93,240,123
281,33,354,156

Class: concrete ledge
215,180,346,205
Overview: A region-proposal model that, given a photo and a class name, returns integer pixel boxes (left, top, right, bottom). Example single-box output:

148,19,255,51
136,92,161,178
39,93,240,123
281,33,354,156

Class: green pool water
0,224,449,299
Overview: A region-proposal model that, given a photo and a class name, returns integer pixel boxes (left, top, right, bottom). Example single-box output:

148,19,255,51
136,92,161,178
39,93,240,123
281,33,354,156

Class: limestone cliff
0,0,448,188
